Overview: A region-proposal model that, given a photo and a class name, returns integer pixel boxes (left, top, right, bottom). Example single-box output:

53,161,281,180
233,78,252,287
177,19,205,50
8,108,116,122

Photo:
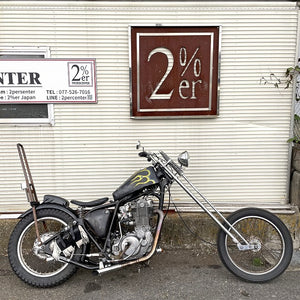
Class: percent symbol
80,65,89,75
180,47,201,77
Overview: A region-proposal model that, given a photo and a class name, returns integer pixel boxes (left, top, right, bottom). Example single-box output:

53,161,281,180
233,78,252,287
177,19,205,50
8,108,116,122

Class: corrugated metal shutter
0,1,298,213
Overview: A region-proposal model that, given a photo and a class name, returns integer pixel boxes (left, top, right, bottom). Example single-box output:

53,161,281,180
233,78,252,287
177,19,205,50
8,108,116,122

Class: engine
111,196,154,260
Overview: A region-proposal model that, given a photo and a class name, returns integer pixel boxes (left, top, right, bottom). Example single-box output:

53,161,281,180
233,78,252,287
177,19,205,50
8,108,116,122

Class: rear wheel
8,208,82,287
217,208,293,283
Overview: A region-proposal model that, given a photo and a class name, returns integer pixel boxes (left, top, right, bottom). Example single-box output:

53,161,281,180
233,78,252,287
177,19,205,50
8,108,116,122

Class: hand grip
139,151,148,158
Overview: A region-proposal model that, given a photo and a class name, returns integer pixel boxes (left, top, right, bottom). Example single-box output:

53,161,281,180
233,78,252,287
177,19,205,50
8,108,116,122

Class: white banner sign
0,59,97,104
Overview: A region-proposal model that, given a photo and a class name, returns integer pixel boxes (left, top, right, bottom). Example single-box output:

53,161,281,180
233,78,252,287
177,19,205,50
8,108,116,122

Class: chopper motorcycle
8,142,293,287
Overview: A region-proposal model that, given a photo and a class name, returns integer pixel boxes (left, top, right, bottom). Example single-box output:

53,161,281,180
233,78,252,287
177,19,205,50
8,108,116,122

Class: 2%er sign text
147,46,202,101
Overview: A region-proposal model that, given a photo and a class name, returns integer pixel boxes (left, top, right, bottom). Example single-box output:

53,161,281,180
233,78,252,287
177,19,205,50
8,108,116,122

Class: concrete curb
1,211,299,256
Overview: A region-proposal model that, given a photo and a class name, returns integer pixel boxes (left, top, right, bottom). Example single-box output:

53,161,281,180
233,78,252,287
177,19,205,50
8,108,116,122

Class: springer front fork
170,173,255,251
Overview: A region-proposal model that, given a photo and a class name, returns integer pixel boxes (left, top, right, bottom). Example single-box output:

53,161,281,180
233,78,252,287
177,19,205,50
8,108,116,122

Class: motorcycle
8,142,293,287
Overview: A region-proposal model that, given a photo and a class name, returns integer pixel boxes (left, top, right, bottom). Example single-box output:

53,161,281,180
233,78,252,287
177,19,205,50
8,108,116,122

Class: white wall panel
0,1,298,212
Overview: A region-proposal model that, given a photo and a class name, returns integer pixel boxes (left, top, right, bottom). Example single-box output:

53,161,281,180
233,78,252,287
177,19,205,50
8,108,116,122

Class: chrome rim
17,216,70,278
224,216,285,276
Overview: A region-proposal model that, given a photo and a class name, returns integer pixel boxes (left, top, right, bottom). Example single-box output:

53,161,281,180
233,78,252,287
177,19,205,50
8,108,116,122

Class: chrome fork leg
173,174,249,246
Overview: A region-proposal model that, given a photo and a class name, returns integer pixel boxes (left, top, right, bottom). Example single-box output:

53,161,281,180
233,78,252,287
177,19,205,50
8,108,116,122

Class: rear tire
8,208,81,287
217,208,293,283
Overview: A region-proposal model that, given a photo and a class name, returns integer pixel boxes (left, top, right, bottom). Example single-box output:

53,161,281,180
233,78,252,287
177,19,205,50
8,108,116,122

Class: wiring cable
167,188,217,247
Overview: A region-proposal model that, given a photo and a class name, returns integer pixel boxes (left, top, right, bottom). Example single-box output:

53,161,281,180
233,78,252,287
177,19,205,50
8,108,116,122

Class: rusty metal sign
130,26,220,118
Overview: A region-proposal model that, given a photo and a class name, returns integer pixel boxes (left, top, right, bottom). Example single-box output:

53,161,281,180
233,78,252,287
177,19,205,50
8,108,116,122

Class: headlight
178,151,190,167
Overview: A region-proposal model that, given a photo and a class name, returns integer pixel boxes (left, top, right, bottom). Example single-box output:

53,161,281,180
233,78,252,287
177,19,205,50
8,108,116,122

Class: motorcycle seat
70,197,109,208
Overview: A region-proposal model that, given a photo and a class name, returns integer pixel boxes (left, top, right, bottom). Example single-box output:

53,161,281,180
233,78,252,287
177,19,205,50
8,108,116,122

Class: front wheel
217,208,293,283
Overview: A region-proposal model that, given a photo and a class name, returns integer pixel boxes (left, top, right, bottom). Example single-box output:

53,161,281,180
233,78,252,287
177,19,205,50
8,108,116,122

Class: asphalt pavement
1,249,300,300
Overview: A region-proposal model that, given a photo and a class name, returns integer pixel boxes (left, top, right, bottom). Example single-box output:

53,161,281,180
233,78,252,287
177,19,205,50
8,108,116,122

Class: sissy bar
17,143,41,243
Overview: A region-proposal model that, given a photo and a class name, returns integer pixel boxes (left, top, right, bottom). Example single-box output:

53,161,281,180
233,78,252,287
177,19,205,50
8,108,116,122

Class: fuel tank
113,166,159,201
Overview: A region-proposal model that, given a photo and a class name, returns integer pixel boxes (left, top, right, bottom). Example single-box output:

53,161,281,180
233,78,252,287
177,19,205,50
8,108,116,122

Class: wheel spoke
18,217,69,277
224,215,285,275
8,208,81,287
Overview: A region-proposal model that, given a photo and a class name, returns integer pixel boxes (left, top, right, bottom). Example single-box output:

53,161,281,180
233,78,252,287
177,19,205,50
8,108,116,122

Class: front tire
8,208,81,287
217,208,293,283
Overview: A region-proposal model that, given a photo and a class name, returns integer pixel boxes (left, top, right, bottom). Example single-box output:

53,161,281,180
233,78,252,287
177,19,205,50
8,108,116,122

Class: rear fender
19,203,78,220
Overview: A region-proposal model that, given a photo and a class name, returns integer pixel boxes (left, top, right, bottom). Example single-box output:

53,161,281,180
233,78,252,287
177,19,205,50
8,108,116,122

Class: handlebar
137,143,183,176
